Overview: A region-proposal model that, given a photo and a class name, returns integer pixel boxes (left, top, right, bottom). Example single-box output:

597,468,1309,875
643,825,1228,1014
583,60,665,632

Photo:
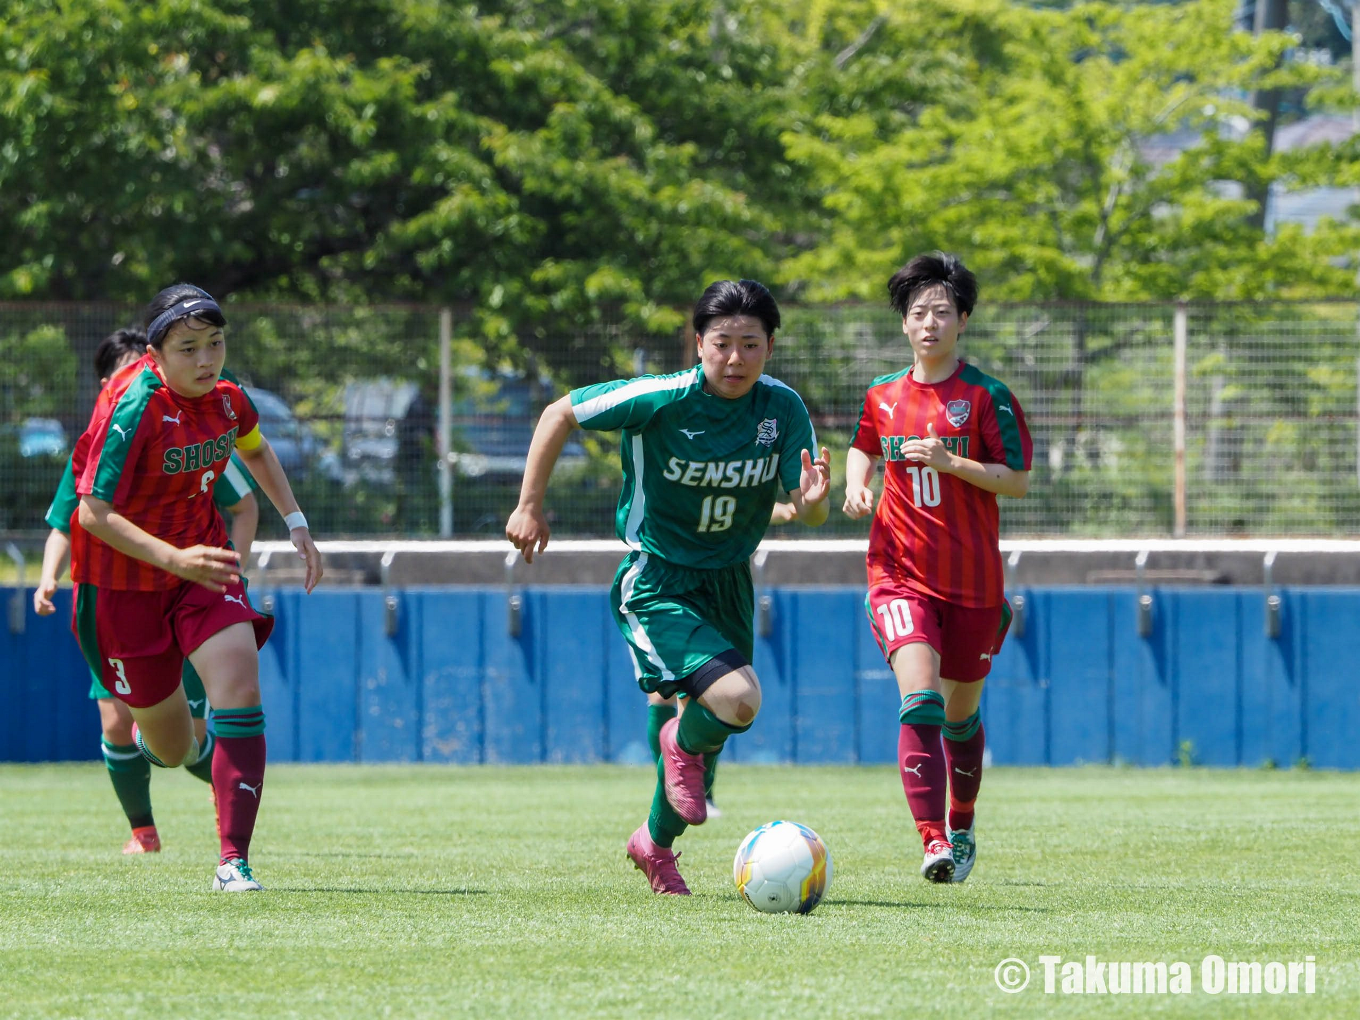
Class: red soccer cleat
658,717,707,825
122,825,161,855
626,824,691,896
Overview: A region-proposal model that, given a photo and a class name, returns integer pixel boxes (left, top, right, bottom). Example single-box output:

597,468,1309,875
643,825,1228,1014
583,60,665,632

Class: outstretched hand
506,504,551,564
800,446,831,506
292,528,324,594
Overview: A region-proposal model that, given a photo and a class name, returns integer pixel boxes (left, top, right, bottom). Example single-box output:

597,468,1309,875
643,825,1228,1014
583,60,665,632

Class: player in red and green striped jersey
34,326,261,855
70,284,323,892
844,253,1032,884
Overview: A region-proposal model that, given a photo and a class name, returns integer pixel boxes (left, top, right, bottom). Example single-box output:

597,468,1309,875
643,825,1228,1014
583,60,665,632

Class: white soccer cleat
920,838,955,883
948,826,976,883
212,859,263,892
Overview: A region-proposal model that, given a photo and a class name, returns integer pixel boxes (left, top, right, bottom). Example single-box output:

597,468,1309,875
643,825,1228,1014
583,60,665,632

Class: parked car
243,386,320,478
339,372,584,487
448,370,585,479
17,417,68,458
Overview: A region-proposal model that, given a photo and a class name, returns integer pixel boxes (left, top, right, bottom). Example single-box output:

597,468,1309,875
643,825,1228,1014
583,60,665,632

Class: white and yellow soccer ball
733,820,832,914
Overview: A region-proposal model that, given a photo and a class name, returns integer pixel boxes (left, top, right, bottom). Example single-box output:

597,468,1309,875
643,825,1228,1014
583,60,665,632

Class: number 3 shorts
73,577,272,708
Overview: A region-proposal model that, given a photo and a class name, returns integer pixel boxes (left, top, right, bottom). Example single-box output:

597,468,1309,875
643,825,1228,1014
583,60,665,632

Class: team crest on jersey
945,399,971,428
756,418,778,447
222,393,237,420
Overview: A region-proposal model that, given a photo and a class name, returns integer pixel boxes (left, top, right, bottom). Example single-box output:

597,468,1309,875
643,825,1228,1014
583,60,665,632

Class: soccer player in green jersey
507,279,831,895
32,327,262,854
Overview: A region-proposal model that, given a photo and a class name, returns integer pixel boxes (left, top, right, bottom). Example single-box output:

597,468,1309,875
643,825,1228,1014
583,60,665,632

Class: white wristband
284,511,309,532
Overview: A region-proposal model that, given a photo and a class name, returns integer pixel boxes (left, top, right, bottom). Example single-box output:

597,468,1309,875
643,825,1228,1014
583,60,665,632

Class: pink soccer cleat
658,717,707,825
626,824,691,896
123,825,161,855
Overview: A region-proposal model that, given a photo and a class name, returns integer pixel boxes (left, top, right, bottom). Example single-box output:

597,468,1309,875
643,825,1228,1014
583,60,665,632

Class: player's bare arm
843,446,879,519
224,494,260,567
236,438,323,592
33,528,71,615
506,394,580,564
78,494,241,594
786,446,831,527
769,502,798,525
903,423,1029,498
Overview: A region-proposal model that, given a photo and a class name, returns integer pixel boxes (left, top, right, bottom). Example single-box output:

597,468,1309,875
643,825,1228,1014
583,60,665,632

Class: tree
777,0,1359,303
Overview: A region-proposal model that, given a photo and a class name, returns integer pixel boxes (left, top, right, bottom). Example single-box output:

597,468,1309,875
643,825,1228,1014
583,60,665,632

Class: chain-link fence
2,300,1358,539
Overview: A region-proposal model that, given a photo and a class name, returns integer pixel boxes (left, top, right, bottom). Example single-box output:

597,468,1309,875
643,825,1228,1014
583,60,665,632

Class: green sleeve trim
213,453,259,508
960,364,1026,470
89,371,161,501
45,457,79,533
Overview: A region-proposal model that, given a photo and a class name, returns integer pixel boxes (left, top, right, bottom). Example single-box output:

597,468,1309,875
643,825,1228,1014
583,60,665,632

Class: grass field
2,763,1357,1019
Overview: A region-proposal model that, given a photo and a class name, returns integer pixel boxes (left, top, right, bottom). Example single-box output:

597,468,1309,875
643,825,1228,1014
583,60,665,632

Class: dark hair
692,279,781,338
887,252,978,317
143,283,226,348
93,328,147,380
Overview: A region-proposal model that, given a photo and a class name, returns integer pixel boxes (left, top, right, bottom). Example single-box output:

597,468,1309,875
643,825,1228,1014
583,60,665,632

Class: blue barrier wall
2,585,1357,768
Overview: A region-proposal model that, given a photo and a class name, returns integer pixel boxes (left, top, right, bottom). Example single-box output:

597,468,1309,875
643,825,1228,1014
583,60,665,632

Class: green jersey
570,366,816,570
45,451,259,535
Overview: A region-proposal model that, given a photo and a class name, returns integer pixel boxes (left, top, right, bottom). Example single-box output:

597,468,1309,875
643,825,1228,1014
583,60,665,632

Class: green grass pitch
2,763,1357,1019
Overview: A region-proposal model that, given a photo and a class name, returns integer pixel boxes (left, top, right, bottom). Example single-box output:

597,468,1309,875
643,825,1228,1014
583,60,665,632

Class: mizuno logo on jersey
162,427,239,475
880,434,970,461
678,428,705,439
662,455,780,488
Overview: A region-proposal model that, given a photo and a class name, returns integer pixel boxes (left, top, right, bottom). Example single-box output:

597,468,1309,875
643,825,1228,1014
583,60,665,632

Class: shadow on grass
831,899,1050,912
272,887,489,896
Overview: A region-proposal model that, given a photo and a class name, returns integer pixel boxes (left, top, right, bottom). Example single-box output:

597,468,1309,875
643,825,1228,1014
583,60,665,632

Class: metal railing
3,299,1358,538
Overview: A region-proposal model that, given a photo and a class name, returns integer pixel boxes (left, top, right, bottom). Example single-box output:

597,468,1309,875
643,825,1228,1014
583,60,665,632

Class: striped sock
211,706,266,864
898,690,948,847
102,739,154,830
943,711,985,831
185,731,216,785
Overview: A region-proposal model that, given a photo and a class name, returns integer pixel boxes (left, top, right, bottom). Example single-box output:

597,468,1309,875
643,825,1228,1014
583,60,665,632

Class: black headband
147,290,225,347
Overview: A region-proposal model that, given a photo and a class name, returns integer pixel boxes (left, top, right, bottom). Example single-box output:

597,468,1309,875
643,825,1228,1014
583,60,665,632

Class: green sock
646,703,677,764
647,754,688,848
704,749,720,801
184,732,215,785
102,739,154,830
677,701,748,756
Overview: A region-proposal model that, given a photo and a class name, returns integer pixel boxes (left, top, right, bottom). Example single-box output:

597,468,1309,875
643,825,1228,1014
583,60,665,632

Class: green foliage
778,0,1360,302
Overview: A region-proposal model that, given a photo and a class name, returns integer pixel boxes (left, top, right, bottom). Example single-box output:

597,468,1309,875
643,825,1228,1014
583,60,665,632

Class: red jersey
71,355,262,590
850,360,1032,607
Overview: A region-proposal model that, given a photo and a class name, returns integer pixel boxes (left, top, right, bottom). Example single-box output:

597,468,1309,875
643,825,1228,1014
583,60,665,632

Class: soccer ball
733,820,832,914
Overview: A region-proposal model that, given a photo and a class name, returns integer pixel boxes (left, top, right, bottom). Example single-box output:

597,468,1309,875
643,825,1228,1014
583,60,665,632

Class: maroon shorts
73,577,273,708
864,583,1011,683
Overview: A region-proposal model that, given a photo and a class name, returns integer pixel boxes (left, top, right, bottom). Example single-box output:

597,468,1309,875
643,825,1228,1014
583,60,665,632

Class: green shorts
610,551,755,698
88,658,209,720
